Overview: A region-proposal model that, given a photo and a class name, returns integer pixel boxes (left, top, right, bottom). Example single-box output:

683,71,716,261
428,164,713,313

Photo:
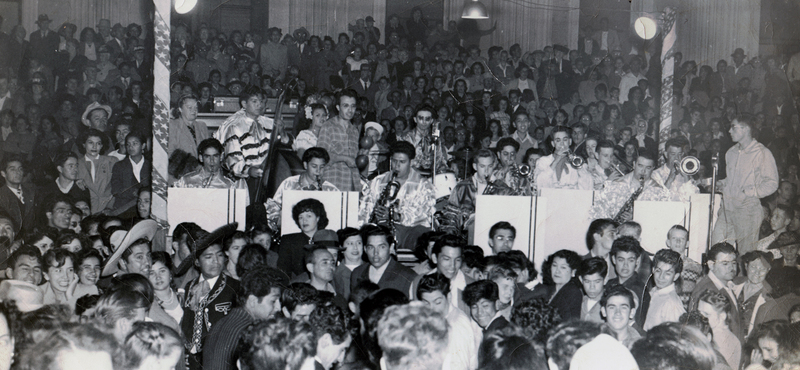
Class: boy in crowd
600,284,641,348
643,249,685,331
664,225,702,308
308,305,352,370
463,279,512,334
578,257,607,323
488,221,515,255
606,236,647,303
280,282,319,322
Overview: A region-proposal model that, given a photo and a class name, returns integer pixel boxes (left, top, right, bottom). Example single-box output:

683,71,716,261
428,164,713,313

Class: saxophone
613,176,645,223
316,174,323,190
370,171,401,230
483,174,497,195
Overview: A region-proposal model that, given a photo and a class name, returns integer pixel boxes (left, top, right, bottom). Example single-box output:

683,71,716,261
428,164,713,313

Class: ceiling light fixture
462,0,489,19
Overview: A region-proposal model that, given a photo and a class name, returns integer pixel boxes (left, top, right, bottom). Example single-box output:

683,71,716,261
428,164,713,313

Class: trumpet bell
680,156,700,175
518,164,531,176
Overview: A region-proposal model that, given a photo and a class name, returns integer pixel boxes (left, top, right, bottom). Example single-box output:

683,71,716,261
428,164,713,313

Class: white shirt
368,261,390,284
6,185,22,203
0,91,10,113
130,156,144,183
199,275,220,296
85,155,98,181
443,303,481,370
643,284,685,330
0,125,11,141
56,178,75,194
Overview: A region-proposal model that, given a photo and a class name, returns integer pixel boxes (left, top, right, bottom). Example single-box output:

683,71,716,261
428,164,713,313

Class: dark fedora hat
768,231,800,250
175,222,239,276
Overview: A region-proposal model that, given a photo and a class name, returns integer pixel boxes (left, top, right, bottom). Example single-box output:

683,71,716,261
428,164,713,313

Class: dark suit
110,157,151,214
277,232,311,278
28,29,59,67
484,315,512,335
690,275,743,340
38,179,91,219
0,184,36,234
531,279,583,321
350,258,417,298
352,79,379,106
104,38,125,60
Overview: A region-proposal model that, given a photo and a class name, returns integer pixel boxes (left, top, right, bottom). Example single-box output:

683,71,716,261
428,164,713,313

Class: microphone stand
431,121,440,230
705,153,719,256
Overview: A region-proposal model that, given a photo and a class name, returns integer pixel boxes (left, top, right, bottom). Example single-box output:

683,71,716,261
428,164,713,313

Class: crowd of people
0,6,799,370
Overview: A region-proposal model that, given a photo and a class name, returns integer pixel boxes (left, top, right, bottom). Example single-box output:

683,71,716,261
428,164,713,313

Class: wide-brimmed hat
768,231,800,250
364,121,384,135
175,223,239,276
304,229,339,250
81,102,113,127
97,19,111,28
553,44,569,54
101,219,158,277
0,280,44,312
731,48,746,58
365,16,375,23
226,79,246,91
36,14,51,24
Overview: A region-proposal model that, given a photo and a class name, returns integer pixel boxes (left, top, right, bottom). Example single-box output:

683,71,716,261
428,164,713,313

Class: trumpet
676,156,700,176
567,151,585,168
511,163,531,178
369,171,401,228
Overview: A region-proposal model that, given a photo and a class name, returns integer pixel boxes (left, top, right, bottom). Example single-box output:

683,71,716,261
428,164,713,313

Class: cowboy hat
175,223,239,276
81,102,113,127
101,219,158,277
0,280,44,312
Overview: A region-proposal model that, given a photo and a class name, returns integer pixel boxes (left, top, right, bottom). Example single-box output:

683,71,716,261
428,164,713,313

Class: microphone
431,121,440,143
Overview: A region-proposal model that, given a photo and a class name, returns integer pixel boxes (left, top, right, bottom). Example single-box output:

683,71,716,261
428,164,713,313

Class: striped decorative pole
657,6,677,158
151,0,171,242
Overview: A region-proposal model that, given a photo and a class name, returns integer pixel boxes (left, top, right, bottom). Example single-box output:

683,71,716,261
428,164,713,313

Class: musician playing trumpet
265,147,339,230
650,137,700,202
492,138,534,195
589,150,673,222
586,139,624,190
359,142,436,250
534,126,593,190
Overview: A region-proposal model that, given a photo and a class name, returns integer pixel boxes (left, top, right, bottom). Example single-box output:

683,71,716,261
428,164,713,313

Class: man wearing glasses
690,242,743,340
398,105,448,173
711,116,778,254
174,138,247,190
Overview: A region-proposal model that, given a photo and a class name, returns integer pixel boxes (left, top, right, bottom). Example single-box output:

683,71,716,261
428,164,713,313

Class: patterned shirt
174,168,248,190
359,169,435,228
534,155,594,190
651,165,700,202
318,116,360,191
589,173,673,220
265,174,340,231
400,129,448,173
213,109,273,178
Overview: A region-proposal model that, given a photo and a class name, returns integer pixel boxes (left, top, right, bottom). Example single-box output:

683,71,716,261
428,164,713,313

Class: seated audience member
735,251,773,337
39,151,91,207
70,248,103,304
753,267,800,332
173,138,247,189
307,305,352,370
279,198,330,278
478,331,548,370
578,257,608,322
757,204,793,256
334,227,363,300
78,128,119,214
416,273,481,370
17,325,123,370
631,322,717,370
690,242,743,339
359,141,436,250
511,298,563,345
42,194,75,232
664,225,703,307
0,155,36,235
545,320,604,370
600,284,642,349
272,278,317,322
488,221,515,255
203,266,288,370
532,249,583,320
534,126,593,190
266,147,338,227
463,279,511,333
91,289,151,343
122,322,183,370
40,248,75,306
607,236,647,304
377,303,449,370
697,290,741,369
644,249,686,331
768,230,800,269
235,317,316,370
5,246,42,285
350,224,416,297
583,218,618,282
110,131,151,216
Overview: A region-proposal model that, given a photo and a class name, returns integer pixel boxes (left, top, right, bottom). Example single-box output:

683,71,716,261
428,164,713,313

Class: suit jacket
532,279,583,321
104,38,125,60
0,184,36,234
277,232,312,279
484,315,512,335
690,275,743,340
77,155,118,214
180,273,240,353
110,157,152,214
352,79,379,106
350,258,417,298
581,295,604,323
37,180,91,218
28,29,59,67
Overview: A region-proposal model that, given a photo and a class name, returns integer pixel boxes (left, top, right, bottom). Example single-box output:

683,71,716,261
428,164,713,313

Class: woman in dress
531,249,583,320
149,251,184,325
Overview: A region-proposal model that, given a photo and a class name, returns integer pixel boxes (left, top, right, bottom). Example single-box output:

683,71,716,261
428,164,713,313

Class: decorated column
151,0,170,243
657,6,677,157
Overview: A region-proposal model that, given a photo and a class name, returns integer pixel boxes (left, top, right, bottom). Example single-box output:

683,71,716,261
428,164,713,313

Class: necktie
189,280,211,353
11,187,23,204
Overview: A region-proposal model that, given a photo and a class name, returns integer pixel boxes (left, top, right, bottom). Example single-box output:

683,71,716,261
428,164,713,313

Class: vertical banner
657,6,677,157
151,0,170,243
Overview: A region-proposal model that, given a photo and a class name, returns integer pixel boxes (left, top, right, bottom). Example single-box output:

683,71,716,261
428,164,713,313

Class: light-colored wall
268,0,385,43
19,0,147,42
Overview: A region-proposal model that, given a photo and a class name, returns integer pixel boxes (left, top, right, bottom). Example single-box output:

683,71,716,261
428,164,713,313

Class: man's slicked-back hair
545,320,603,370
630,322,716,370
610,236,643,259
600,284,636,309
511,298,562,344
239,266,289,306
431,234,465,256
707,242,737,261
377,304,449,370
489,221,516,239
280,282,319,313
653,248,684,275
462,280,499,307
236,317,316,370
417,273,451,298
578,256,608,279
308,304,349,344
586,218,616,251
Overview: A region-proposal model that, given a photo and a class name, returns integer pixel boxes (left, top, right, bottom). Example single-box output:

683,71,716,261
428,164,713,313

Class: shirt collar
708,271,730,290
650,283,677,296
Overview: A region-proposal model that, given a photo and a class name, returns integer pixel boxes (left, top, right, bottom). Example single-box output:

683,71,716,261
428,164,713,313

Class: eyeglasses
416,116,433,122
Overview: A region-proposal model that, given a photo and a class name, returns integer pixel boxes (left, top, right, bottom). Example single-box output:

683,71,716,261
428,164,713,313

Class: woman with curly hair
278,198,330,278
531,249,584,320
